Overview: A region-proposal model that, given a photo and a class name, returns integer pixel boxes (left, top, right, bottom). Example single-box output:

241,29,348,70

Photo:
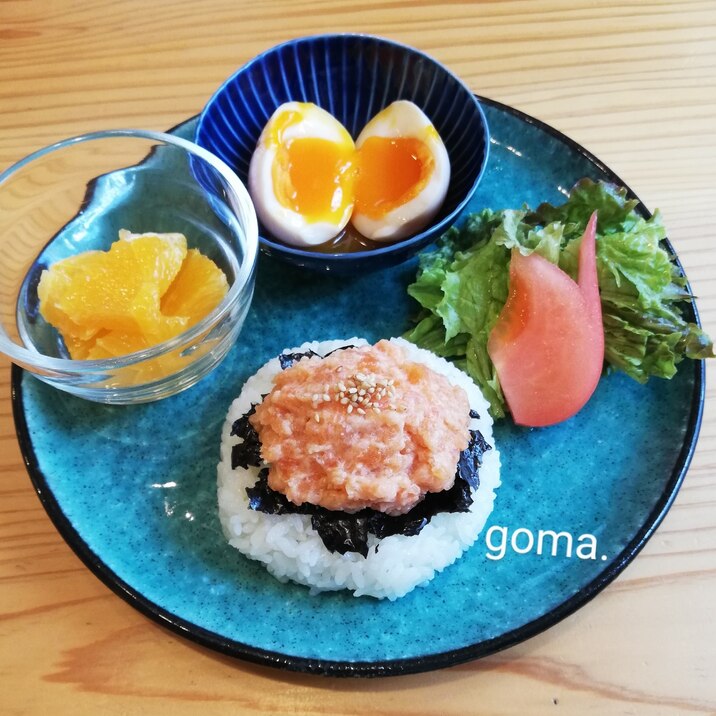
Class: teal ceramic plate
12,97,705,677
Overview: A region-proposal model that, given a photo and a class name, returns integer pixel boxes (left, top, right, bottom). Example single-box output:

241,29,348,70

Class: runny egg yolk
354,134,435,220
272,137,355,223
249,101,450,246
265,109,355,225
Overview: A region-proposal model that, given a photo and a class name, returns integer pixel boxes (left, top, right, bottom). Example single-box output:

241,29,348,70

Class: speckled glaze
13,99,704,677
195,35,489,273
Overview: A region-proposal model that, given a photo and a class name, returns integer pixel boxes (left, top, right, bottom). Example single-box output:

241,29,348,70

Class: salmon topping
250,340,471,515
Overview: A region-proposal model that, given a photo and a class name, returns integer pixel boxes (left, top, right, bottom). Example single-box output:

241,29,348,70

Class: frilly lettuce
404,179,713,418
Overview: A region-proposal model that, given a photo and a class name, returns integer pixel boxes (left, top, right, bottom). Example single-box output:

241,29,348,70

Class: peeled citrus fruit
37,230,228,362
161,249,229,327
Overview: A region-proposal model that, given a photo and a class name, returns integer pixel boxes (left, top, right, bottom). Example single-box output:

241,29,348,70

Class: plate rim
11,95,706,678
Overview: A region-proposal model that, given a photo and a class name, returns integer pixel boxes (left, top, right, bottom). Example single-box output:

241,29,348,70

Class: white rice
217,337,501,600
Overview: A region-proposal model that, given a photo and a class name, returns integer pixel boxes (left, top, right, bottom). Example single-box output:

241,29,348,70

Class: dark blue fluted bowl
195,34,489,273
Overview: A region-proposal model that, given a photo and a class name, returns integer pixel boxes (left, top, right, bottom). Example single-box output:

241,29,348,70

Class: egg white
351,100,450,242
248,102,355,247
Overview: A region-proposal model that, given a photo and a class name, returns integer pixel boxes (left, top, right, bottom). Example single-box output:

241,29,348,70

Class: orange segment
63,331,104,360
38,231,187,336
126,282,189,340
37,230,228,363
85,330,154,360
118,230,188,296
161,249,229,327
37,253,105,341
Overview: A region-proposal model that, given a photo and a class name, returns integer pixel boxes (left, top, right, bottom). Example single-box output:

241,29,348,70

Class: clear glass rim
0,128,258,373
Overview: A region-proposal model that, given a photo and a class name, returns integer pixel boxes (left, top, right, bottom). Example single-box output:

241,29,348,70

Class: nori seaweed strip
279,344,356,370
457,429,491,491
322,344,356,357
310,513,371,557
230,402,257,435
278,350,320,370
469,408,480,419
240,414,491,556
230,403,263,469
246,468,305,513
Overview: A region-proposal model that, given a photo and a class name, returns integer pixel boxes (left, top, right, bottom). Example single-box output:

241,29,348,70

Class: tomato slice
487,212,604,427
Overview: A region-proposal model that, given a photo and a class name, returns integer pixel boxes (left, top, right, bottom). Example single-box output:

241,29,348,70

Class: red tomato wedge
487,212,604,427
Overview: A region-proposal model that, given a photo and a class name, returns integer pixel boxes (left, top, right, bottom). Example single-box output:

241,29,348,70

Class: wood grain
1,1,715,713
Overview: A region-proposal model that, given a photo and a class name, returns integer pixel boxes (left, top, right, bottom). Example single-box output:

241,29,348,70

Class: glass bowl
0,130,258,404
195,34,489,273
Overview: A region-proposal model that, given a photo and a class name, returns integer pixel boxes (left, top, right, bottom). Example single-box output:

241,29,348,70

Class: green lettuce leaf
493,209,564,264
405,209,508,416
533,179,713,382
404,178,713,419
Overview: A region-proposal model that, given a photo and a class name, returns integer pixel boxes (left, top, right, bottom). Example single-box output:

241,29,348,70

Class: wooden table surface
1,1,715,713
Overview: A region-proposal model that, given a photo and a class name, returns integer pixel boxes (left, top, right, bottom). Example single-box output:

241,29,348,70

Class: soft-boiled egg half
248,102,356,247
248,100,450,248
352,101,450,242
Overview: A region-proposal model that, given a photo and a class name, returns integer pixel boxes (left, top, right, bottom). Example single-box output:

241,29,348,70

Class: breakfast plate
12,97,705,676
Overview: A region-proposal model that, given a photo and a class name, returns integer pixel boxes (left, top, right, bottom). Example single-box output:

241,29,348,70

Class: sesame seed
328,370,402,416
314,413,320,422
